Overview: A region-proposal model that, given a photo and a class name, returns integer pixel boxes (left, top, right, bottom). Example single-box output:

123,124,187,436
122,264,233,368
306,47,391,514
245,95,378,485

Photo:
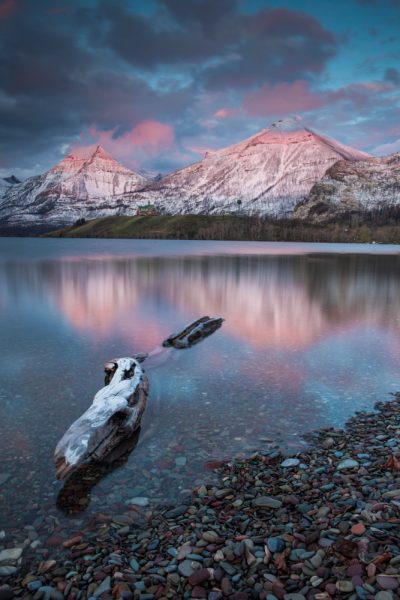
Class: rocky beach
1,394,400,600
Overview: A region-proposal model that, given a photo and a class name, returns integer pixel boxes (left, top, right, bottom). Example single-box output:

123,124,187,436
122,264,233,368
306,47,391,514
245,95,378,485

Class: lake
1,238,400,533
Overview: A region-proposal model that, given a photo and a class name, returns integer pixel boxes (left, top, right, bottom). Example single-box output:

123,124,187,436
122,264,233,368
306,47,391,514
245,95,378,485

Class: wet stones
3,392,400,600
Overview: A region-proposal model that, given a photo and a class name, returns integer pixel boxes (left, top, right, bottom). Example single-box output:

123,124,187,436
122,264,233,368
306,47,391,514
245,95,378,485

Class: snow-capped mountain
0,122,375,231
0,146,147,231
131,120,370,217
293,153,400,222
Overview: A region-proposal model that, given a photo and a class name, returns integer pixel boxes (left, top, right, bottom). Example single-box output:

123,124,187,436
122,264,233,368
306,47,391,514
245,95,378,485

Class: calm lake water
1,238,400,532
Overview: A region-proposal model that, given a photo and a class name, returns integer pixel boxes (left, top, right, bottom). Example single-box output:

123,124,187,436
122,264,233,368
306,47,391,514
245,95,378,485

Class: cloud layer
0,0,399,178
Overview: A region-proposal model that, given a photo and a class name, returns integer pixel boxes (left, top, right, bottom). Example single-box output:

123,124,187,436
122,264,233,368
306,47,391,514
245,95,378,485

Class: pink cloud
0,0,16,19
125,120,175,150
214,107,239,119
244,80,324,116
243,79,395,118
70,120,175,168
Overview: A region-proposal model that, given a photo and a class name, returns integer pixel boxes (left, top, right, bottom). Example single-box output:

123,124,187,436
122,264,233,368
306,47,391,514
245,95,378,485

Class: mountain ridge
1,121,396,233
294,152,400,222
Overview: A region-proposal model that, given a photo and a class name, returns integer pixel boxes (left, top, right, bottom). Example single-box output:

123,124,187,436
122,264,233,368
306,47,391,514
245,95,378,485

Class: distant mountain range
0,119,399,233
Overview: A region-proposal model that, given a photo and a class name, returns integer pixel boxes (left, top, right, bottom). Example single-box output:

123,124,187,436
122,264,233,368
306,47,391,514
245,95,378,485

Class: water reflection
0,247,400,530
2,254,400,349
57,429,141,514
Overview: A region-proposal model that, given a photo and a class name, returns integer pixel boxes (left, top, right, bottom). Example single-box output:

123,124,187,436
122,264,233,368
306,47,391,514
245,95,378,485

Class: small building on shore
136,204,160,217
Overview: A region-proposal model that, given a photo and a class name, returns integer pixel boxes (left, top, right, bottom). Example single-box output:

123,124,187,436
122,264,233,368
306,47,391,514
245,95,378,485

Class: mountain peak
91,145,114,160
65,144,114,162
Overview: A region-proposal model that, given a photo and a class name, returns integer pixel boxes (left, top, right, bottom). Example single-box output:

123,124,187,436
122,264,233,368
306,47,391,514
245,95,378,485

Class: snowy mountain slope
0,146,147,230
293,153,400,222
131,121,370,217
0,175,20,196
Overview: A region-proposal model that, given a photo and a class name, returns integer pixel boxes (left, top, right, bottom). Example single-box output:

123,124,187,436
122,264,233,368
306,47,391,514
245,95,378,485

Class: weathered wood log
54,357,148,479
54,316,223,480
162,316,224,349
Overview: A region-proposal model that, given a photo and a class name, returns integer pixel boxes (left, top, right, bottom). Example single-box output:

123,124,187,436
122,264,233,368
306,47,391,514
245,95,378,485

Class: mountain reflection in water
0,246,400,528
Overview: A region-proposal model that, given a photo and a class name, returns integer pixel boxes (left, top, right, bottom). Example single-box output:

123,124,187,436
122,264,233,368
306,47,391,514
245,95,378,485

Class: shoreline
1,395,400,599
1,214,400,244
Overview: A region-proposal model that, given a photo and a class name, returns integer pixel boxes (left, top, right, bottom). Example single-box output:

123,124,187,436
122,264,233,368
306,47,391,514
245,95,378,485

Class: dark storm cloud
89,0,240,69
201,8,338,90
0,0,341,176
0,0,196,172
92,2,338,89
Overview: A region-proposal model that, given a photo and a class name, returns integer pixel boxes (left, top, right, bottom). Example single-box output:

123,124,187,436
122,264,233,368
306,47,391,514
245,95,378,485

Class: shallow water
1,238,400,531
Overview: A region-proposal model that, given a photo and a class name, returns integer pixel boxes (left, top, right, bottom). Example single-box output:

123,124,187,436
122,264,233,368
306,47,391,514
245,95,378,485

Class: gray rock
281,458,300,468
129,558,140,571
164,505,188,519
0,547,23,562
38,586,63,600
253,496,282,509
267,538,285,553
337,459,359,470
375,592,394,600
93,576,111,597
336,581,354,593
127,497,149,507
27,581,42,592
178,560,194,577
0,567,16,576
175,456,187,467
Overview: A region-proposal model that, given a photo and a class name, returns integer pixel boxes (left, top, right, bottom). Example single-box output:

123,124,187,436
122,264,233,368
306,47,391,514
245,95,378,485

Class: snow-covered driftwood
162,316,224,349
54,358,148,479
54,316,224,480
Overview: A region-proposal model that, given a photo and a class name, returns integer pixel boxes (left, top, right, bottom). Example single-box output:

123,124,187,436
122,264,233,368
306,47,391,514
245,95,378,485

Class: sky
0,0,400,180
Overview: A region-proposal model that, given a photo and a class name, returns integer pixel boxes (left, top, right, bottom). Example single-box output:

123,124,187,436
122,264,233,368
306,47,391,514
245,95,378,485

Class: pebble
164,505,188,518
351,523,366,535
93,576,111,597
253,496,282,509
337,458,359,470
3,392,400,600
178,559,194,577
267,537,285,553
281,458,300,468
336,581,354,592
376,575,399,590
0,548,22,562
127,496,149,506
375,593,394,600
0,567,16,576
37,586,63,600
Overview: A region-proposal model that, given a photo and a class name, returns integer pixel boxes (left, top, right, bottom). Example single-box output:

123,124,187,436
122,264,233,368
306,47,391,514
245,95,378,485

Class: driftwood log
54,316,223,480
162,316,223,349
54,357,148,479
